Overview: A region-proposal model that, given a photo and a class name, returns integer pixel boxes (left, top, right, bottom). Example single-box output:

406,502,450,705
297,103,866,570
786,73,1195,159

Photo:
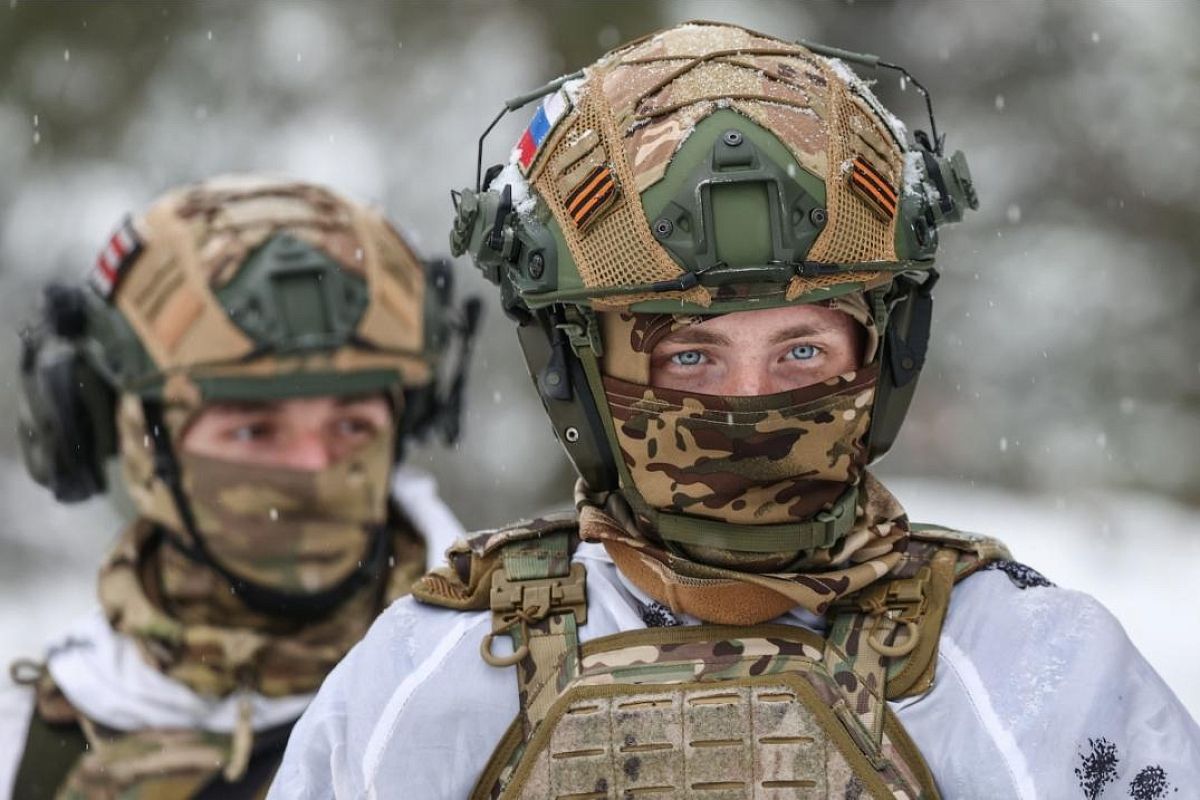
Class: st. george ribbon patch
564,164,618,229
848,154,898,221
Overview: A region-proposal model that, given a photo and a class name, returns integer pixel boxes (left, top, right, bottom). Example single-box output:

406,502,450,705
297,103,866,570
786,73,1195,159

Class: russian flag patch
515,89,570,175
89,216,142,300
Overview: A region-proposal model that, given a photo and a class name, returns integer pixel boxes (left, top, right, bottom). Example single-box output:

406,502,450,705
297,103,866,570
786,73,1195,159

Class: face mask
174,430,394,595
603,365,877,528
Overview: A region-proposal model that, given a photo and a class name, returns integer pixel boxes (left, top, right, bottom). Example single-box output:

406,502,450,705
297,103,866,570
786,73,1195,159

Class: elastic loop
8,658,44,686
480,625,529,668
867,618,919,658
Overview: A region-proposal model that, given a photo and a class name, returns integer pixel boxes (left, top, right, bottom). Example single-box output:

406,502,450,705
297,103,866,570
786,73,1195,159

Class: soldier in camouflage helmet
1,174,478,798
273,22,1199,798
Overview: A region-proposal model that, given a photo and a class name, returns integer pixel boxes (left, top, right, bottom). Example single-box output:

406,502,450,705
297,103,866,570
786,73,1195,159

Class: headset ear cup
868,276,936,463
16,334,116,503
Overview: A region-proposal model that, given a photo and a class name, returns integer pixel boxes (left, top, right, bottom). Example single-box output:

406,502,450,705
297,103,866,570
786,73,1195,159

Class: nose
283,433,334,471
723,362,776,397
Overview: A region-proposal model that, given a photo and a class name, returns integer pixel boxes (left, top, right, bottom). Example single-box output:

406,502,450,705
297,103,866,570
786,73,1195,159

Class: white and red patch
88,217,142,300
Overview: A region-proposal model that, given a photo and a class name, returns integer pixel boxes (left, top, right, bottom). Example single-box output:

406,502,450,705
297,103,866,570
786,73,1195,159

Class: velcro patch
565,164,619,230
89,216,142,300
515,89,571,175
848,155,898,221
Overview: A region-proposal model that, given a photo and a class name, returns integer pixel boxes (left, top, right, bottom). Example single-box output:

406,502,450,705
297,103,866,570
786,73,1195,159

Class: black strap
12,707,88,800
140,399,391,621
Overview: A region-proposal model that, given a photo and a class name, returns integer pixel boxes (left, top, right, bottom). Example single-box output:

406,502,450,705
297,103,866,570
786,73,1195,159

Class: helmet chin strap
140,399,391,622
641,484,860,556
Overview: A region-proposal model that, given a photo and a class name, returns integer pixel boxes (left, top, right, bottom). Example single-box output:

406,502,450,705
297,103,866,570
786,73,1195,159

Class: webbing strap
650,485,859,553
822,545,957,765
483,531,587,734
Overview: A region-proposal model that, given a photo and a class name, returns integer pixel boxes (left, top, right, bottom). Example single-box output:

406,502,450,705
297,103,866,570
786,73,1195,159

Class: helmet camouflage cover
451,21,978,554
90,173,438,410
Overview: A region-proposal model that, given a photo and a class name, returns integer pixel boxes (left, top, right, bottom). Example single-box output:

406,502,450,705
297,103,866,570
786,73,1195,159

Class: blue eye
788,344,818,361
671,350,705,366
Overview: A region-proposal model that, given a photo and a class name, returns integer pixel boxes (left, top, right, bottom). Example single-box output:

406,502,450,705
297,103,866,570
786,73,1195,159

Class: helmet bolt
528,252,545,279
544,370,562,387
809,208,828,227
901,357,916,370
564,426,580,443
722,129,744,147
653,218,674,238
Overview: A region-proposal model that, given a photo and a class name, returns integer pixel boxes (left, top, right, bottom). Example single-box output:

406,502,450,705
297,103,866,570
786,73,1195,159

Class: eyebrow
657,327,731,348
657,322,838,349
766,323,839,345
205,394,382,415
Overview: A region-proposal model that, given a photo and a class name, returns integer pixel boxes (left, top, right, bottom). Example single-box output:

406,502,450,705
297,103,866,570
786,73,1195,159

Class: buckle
831,566,932,659
489,562,589,626
481,563,589,668
811,487,856,548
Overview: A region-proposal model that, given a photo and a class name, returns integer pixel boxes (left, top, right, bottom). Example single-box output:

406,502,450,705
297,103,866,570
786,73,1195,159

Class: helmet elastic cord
638,485,860,555
140,399,392,622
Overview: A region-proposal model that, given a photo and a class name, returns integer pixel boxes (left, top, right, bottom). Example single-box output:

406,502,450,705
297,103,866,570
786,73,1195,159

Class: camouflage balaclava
599,293,878,529
114,392,397,617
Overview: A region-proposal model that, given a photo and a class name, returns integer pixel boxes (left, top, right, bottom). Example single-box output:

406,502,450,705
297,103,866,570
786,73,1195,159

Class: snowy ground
0,460,1196,721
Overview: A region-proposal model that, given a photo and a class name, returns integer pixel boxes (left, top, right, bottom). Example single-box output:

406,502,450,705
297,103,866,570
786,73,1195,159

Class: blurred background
1,1,1197,718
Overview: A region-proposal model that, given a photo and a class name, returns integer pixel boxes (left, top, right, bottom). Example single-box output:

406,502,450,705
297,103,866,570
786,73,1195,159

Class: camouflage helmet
451,23,977,550
20,174,476,502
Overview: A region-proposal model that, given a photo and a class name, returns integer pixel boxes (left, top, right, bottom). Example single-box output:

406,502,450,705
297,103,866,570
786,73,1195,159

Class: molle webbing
467,521,1007,799
474,625,939,800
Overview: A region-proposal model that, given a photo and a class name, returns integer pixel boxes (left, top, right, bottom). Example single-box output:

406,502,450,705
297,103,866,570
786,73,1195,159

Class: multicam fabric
175,431,394,595
576,473,910,625
98,510,426,700
477,626,936,799
521,21,907,306
604,367,877,528
56,721,250,800
112,173,431,388
598,300,879,535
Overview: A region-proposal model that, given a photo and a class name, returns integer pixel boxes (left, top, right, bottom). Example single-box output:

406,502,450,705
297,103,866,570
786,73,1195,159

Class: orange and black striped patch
848,155,898,221
565,164,619,229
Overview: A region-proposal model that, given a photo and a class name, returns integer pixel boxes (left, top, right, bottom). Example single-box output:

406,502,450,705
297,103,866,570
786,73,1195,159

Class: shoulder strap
412,513,588,735
193,719,296,800
11,673,87,800
823,526,1009,758
411,511,578,611
479,529,588,735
